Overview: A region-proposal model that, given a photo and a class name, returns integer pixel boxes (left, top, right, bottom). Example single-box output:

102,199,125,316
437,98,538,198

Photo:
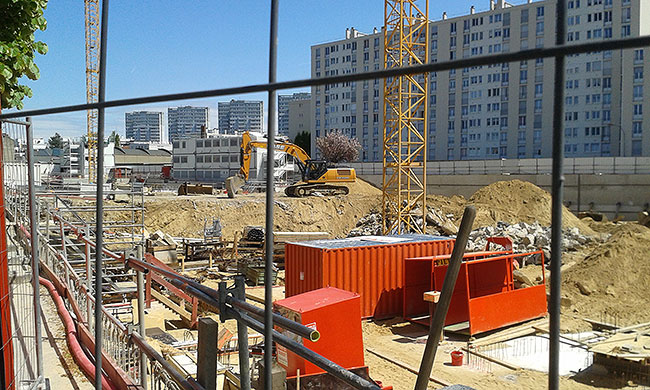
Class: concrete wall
358,173,650,221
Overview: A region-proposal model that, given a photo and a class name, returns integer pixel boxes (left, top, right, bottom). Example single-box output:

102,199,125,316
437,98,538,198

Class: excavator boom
226,131,356,198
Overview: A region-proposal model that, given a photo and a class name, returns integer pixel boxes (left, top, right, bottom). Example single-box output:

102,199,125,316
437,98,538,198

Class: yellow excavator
225,132,356,198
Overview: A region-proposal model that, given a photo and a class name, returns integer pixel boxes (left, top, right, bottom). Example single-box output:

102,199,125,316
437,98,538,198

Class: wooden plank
151,289,192,323
365,348,450,387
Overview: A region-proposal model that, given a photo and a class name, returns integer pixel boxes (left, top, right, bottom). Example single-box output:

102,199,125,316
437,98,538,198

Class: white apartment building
125,111,163,143
168,106,209,142
217,100,264,134
278,92,311,137
311,0,650,161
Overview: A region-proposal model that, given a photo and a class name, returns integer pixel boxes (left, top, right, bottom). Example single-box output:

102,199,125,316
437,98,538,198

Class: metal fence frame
0,0,649,389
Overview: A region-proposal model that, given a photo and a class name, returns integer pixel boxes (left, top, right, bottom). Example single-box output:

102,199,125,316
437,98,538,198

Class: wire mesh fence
1,119,43,390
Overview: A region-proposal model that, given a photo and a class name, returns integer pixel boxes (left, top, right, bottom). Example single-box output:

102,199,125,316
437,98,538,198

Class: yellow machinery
382,0,429,234
85,0,100,183
225,132,356,198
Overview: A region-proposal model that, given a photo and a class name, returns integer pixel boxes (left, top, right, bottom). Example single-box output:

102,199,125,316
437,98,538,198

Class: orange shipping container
285,235,455,319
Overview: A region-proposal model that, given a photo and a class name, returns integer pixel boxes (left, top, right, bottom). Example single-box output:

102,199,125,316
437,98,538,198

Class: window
536,6,544,17
536,21,544,35
632,122,642,137
634,67,644,81
450,22,457,34
622,25,630,37
633,85,643,100
518,115,526,127
520,70,528,83
634,104,643,116
534,83,543,96
622,7,631,22
635,49,645,62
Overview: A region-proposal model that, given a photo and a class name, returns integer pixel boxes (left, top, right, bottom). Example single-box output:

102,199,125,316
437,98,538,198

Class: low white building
172,132,294,185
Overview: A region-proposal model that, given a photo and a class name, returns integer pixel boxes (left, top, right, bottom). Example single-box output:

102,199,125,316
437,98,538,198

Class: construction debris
467,221,595,263
638,211,650,227
146,230,179,263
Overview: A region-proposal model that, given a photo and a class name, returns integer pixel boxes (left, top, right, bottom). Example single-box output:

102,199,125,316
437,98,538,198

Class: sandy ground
40,286,94,390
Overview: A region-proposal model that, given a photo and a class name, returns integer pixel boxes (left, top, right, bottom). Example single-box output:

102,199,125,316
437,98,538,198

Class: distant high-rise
278,92,311,137
125,111,163,142
312,0,650,160
217,99,263,134
168,106,209,142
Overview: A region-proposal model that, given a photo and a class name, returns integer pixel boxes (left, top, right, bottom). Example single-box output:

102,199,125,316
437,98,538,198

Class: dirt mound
142,180,382,239
468,180,595,235
562,223,650,330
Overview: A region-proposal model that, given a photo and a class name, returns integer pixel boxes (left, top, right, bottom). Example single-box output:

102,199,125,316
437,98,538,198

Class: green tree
294,131,311,155
47,132,63,149
0,0,49,110
108,130,120,146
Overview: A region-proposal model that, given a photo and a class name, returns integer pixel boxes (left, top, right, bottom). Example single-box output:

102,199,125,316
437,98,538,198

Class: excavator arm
238,131,311,180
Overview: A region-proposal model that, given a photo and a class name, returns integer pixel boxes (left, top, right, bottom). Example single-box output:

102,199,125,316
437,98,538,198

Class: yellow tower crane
382,0,430,234
85,0,100,183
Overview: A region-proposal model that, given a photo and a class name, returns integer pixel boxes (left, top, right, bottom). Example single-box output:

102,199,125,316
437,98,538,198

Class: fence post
136,245,147,390
197,317,218,389
25,116,44,384
235,275,251,390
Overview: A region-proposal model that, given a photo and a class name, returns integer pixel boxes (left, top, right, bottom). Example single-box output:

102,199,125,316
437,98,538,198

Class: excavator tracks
284,184,349,197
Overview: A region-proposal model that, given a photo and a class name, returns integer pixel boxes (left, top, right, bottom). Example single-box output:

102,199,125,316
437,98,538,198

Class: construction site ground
79,178,650,389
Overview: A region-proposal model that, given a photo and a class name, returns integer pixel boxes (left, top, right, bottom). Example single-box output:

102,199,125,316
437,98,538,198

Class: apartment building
125,111,163,143
168,106,209,142
311,0,649,160
278,92,311,138
217,100,264,134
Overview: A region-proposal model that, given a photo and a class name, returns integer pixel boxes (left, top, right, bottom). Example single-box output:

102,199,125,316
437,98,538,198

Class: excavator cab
303,160,329,181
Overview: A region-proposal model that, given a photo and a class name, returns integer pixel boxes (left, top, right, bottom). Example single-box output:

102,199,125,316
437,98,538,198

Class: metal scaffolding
382,0,429,234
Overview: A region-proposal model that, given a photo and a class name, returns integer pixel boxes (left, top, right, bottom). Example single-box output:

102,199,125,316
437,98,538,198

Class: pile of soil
467,180,595,235
562,223,650,330
141,179,382,239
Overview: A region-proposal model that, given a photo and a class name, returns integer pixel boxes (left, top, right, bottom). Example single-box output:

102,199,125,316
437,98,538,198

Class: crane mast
383,0,429,234
85,0,100,183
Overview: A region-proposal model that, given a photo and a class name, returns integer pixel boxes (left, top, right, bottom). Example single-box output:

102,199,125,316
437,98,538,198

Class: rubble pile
467,221,597,262
348,212,382,237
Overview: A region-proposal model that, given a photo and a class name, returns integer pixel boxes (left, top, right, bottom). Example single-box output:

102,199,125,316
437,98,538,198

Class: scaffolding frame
382,0,429,234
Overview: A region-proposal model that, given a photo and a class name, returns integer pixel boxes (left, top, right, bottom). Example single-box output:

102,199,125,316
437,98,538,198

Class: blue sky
15,0,528,139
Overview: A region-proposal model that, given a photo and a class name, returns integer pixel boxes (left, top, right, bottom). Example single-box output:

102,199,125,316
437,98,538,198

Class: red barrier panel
404,250,547,335
0,118,15,390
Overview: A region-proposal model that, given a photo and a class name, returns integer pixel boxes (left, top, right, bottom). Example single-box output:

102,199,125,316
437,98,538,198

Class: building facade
168,106,209,142
171,132,293,184
311,0,649,160
217,100,264,134
125,111,163,143
287,99,312,142
279,92,311,138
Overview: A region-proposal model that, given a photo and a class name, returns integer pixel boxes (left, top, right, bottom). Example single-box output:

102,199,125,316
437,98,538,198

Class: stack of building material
146,230,179,264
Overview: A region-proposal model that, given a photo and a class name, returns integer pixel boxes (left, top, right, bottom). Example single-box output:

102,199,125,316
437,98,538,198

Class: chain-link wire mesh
1,119,43,390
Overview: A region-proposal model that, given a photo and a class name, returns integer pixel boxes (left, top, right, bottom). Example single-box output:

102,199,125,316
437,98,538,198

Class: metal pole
549,1,566,389
414,206,475,390
136,245,147,390
94,1,109,388
264,0,279,388
235,276,250,390
25,117,44,384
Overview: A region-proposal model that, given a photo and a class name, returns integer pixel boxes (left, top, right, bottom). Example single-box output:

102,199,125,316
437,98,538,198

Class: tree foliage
0,0,49,110
108,131,120,146
315,131,361,163
47,132,63,149
294,131,311,155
